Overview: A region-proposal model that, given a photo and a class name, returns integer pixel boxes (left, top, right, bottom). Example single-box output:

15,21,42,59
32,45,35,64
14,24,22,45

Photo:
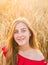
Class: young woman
0,17,47,65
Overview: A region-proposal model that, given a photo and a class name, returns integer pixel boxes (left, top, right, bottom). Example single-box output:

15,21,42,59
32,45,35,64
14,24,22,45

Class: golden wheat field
0,0,48,61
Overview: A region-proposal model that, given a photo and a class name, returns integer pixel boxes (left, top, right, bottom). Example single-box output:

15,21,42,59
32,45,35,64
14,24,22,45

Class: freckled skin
13,22,31,46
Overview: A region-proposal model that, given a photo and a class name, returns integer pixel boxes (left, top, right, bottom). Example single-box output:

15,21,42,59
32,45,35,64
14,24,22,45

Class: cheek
24,32,31,39
26,31,31,36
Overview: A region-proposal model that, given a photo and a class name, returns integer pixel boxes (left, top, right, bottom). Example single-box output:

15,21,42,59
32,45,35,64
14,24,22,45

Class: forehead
14,22,28,30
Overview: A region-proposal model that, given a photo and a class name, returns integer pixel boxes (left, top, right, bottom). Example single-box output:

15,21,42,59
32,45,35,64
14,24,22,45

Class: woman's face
13,22,31,46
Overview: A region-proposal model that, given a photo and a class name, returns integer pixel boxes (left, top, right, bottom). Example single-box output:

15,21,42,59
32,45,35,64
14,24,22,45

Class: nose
17,31,23,36
17,32,23,39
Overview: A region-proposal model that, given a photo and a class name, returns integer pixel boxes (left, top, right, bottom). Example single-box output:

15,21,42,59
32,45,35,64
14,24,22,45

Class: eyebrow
15,28,26,31
21,28,26,30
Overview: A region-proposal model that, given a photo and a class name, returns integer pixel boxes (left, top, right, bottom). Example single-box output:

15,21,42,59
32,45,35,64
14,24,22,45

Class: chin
18,43,26,46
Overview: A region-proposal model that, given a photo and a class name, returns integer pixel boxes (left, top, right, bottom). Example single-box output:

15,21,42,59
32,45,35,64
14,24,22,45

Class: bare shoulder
19,49,45,61
32,49,45,60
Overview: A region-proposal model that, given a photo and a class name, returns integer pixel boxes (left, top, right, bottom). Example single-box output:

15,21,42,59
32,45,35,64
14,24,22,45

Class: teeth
18,39,23,40
17,38,24,40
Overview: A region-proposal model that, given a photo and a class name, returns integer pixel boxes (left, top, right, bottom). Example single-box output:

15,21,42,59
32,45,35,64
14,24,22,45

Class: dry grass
0,0,48,61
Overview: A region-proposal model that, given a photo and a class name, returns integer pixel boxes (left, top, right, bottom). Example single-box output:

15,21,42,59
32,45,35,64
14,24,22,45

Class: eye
14,30,18,33
21,29,26,32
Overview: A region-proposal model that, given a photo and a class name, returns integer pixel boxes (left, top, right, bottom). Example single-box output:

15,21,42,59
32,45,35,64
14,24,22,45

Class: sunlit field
0,0,48,61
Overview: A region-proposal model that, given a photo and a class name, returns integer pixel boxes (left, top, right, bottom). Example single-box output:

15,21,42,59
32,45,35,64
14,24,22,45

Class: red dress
17,54,47,65
2,46,47,65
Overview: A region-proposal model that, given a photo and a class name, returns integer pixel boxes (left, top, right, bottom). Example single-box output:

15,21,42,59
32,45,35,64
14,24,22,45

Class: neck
19,43,31,51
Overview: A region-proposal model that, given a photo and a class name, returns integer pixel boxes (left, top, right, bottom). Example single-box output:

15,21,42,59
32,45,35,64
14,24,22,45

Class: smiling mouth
17,37,25,41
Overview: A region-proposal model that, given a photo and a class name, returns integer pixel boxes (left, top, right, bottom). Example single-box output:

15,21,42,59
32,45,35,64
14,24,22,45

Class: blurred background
0,0,48,61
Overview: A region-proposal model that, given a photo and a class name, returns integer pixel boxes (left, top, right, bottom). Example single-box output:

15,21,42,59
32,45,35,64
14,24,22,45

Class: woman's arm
0,46,7,65
3,54,6,65
0,51,6,65
0,51,3,65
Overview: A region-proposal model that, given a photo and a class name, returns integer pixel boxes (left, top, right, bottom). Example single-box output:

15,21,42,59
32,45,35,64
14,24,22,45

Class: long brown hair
6,17,39,65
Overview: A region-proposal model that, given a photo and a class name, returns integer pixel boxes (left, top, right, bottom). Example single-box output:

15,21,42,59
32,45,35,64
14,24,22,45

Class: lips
17,37,25,41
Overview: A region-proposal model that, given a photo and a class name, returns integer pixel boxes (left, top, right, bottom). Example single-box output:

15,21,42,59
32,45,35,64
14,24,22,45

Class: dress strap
2,46,7,57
